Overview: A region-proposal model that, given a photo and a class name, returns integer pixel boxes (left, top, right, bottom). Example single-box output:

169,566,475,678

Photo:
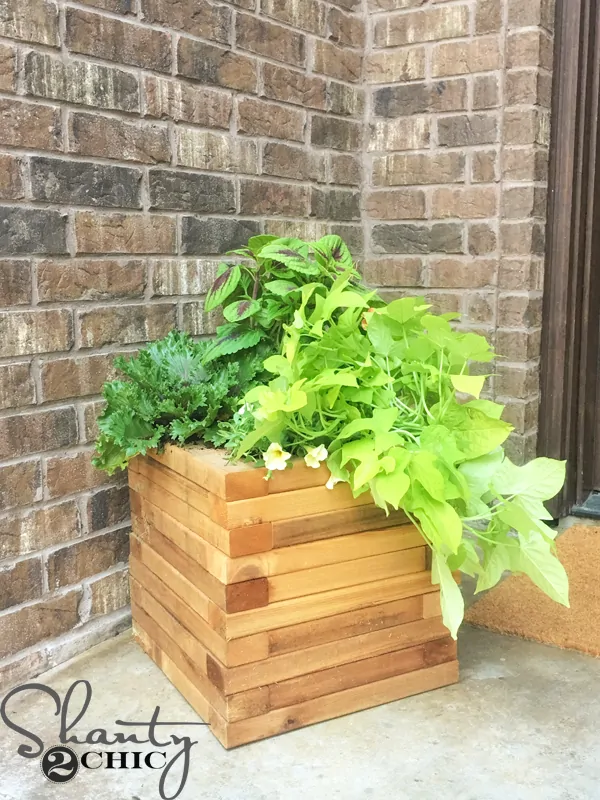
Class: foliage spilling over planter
94,235,569,638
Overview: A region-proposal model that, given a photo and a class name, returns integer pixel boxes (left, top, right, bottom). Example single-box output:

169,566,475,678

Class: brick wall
363,0,554,463
0,0,365,687
0,0,554,687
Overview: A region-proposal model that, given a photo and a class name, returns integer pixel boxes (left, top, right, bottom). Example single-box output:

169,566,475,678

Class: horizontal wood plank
149,445,332,500
130,536,227,636
272,503,406,547
268,546,427,602
222,658,458,748
208,616,450,695
261,636,457,714
226,481,373,529
130,556,269,666
266,594,425,657
130,472,273,556
224,570,435,639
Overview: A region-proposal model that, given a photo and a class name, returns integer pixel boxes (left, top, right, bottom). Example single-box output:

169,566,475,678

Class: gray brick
0,207,67,254
31,157,142,208
149,170,235,213
181,217,260,255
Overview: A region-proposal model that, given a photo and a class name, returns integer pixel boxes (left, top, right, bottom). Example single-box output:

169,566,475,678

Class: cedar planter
128,444,459,748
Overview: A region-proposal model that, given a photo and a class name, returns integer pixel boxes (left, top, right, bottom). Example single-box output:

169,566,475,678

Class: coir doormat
465,525,600,657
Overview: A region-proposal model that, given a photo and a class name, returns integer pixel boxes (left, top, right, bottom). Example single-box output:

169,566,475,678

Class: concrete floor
0,625,599,800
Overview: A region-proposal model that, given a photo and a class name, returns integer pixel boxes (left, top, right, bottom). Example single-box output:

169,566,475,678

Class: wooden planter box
128,445,458,748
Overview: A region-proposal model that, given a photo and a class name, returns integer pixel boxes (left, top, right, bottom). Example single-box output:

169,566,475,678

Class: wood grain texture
132,487,423,584
148,445,330,500
207,616,450,695
129,447,458,748
138,630,458,749
223,570,436,639
130,471,273,556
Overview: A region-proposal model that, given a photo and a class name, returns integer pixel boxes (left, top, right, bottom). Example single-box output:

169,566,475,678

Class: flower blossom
304,445,328,469
263,442,291,471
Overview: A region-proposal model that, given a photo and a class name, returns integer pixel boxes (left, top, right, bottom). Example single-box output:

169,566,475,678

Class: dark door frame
538,0,600,516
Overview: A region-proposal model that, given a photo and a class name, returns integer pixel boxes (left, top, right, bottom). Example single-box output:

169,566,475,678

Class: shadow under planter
128,444,458,748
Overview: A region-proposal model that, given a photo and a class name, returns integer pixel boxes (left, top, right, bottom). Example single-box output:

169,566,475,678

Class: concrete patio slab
0,624,598,800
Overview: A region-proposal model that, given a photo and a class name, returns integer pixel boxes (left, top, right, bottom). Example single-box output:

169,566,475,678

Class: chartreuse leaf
493,457,567,502
372,465,410,511
408,483,463,553
408,451,446,502
458,448,504,499
204,263,241,312
450,374,486,398
432,552,464,640
442,404,512,459
337,408,397,439
464,399,504,419
385,296,430,324
476,543,512,593
366,313,396,357
517,534,570,606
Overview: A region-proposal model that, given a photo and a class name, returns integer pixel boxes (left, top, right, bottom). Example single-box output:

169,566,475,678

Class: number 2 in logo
40,745,79,783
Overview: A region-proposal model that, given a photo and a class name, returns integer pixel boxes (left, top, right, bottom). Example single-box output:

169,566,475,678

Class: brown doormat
465,525,600,657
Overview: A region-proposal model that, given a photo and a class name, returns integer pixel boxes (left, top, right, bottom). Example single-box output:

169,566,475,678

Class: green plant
93,235,569,641
202,234,371,362
229,266,568,639
92,331,270,474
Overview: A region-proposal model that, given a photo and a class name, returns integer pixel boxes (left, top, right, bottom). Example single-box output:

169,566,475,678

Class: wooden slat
130,536,226,636
134,586,455,723
132,552,434,667
266,594,424,657
257,637,457,715
224,570,435,639
129,471,273,556
263,525,423,575
134,500,427,608
221,659,458,748
136,453,373,529
207,616,450,695
130,556,269,666
133,455,228,525
267,546,426,603
134,484,420,584
225,482,373,529
422,591,442,618
132,524,269,613
272,503,406,547
148,445,332,500
135,612,458,749
133,527,435,643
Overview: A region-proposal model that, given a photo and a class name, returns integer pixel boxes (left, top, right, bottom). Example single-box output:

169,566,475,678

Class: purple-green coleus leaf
204,264,241,312
223,298,261,322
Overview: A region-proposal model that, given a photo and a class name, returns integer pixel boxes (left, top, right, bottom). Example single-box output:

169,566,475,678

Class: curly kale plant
93,331,269,474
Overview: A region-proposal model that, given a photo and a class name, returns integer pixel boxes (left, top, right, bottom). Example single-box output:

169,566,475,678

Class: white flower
326,474,342,490
238,403,248,415
304,445,328,469
263,442,291,471
293,311,304,329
